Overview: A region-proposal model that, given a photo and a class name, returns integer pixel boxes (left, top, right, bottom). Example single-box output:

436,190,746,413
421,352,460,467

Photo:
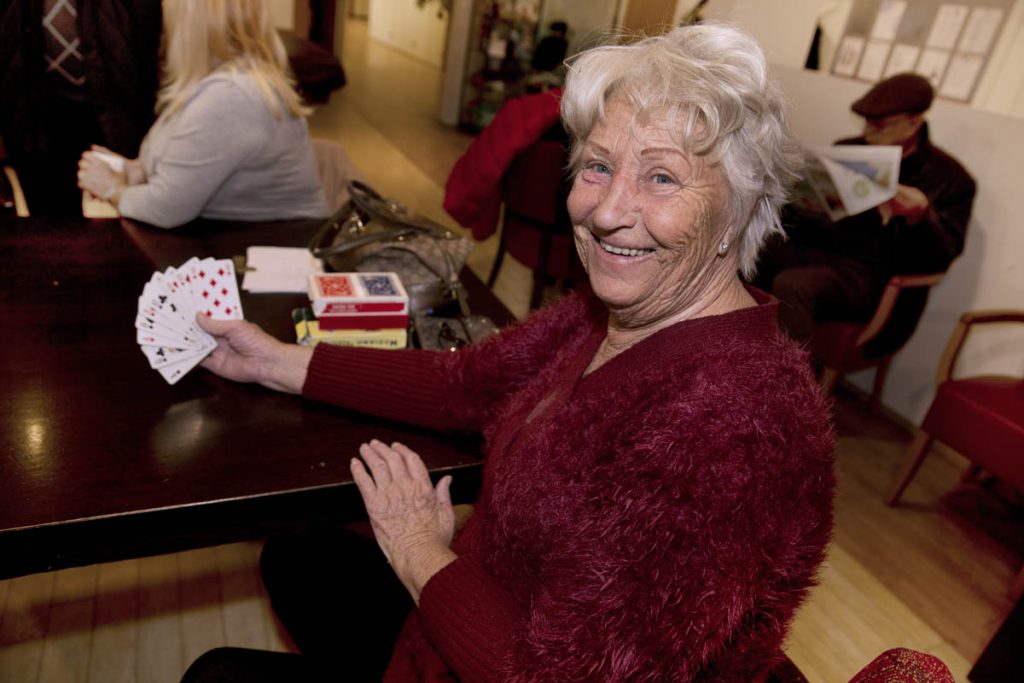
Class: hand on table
78,146,144,206
196,315,313,394
352,440,457,604
87,145,147,185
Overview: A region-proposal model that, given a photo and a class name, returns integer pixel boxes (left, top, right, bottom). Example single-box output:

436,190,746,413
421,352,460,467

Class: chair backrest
501,130,571,229
498,126,577,277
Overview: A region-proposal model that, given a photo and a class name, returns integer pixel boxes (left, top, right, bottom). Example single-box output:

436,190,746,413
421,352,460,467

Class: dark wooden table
0,214,514,579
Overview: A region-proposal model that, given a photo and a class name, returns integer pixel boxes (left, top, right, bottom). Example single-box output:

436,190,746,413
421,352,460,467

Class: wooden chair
885,309,1024,598
1,164,28,216
811,271,945,412
487,130,580,310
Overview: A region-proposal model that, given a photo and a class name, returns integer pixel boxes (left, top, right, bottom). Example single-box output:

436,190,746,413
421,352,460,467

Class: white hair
560,23,804,277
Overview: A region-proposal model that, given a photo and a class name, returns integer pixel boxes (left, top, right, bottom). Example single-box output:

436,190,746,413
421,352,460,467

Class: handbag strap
309,181,459,259
349,181,449,237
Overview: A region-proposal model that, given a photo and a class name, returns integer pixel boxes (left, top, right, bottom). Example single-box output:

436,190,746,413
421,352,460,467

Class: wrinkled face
567,99,731,326
862,113,923,147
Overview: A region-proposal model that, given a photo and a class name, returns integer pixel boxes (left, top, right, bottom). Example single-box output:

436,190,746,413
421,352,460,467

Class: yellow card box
293,308,408,349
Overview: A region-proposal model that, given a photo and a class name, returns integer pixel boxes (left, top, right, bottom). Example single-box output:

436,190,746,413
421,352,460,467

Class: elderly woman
76,0,327,228
181,23,834,683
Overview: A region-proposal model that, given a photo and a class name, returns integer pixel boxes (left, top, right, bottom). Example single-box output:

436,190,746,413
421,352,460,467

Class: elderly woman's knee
180,648,244,683
180,647,311,683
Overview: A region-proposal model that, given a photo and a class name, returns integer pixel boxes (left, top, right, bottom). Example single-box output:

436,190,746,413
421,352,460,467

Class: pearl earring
718,240,729,255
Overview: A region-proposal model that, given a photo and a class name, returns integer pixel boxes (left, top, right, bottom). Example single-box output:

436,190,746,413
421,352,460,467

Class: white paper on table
82,192,119,218
241,246,324,293
957,7,1003,55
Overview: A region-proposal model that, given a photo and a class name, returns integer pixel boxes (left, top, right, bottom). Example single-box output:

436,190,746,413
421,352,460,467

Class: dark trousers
8,94,103,216
181,525,412,683
752,235,880,343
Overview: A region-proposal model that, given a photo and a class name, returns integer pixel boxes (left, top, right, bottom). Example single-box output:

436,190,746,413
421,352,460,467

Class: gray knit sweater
119,70,328,228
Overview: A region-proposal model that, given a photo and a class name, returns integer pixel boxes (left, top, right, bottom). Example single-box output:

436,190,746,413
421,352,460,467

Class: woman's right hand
195,315,313,394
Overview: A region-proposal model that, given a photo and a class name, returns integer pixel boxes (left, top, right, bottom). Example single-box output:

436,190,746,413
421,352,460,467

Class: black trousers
181,525,412,683
8,94,103,216
752,234,879,343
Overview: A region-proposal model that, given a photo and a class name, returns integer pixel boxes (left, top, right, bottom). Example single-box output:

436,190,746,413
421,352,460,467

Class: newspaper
792,145,902,222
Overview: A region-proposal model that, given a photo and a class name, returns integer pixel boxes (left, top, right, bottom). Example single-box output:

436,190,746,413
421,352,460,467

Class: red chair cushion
849,648,954,683
922,377,1024,490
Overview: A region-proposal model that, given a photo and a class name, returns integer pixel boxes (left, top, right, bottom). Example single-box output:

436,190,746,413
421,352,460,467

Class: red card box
316,313,410,330
308,272,409,316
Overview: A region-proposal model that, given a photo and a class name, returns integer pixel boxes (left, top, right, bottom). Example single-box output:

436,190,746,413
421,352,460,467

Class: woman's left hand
77,152,125,204
351,440,457,603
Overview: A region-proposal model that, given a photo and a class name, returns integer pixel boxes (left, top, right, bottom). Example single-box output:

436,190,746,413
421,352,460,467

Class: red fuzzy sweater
303,290,835,682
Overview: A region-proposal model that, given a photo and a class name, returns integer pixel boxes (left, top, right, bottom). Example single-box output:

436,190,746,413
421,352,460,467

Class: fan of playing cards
135,256,244,385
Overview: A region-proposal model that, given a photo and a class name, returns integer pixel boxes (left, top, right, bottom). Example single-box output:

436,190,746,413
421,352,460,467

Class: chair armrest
936,309,1024,384
854,272,946,347
2,165,29,217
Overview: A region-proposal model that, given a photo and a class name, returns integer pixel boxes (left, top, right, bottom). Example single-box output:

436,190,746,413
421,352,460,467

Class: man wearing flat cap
752,72,976,348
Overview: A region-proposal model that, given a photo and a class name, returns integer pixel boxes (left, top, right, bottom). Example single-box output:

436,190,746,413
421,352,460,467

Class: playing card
137,327,188,348
139,280,191,333
157,346,214,385
139,342,207,369
190,258,243,320
135,255,243,385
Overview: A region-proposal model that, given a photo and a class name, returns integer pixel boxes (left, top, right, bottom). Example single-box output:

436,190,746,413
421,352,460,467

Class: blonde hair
158,0,308,119
561,23,804,278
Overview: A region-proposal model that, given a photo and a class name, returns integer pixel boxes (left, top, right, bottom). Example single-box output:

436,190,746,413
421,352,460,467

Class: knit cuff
302,343,456,429
418,556,522,683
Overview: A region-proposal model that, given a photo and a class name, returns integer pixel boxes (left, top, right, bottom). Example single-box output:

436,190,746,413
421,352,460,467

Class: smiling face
568,99,736,328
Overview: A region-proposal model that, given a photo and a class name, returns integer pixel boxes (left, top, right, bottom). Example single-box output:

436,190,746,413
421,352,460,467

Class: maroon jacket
304,290,835,681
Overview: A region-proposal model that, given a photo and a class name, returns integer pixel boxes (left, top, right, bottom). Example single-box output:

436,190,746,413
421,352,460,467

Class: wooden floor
1,19,1020,683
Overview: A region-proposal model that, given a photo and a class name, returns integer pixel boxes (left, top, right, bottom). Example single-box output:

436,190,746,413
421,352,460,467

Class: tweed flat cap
851,73,934,117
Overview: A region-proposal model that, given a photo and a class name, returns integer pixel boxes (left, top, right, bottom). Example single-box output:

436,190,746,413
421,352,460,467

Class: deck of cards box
135,257,243,384
308,272,409,328
302,272,410,347
293,308,408,349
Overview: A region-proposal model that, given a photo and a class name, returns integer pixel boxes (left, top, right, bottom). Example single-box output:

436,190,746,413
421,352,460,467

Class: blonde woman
77,0,327,228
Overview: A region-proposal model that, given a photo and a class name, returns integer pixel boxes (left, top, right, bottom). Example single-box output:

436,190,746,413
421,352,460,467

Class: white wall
715,0,1024,118
368,0,449,67
704,0,822,68
775,65,1024,423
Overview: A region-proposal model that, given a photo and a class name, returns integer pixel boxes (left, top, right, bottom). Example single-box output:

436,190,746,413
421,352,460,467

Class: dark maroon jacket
304,290,836,681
